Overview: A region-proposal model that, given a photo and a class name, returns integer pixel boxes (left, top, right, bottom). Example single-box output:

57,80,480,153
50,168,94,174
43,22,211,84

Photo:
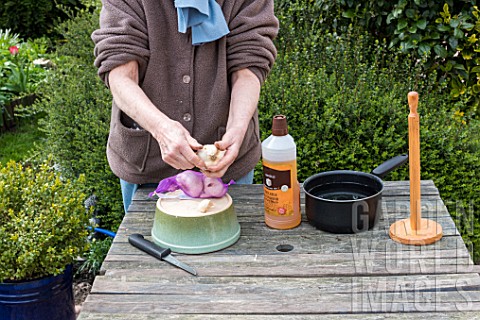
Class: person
91,0,279,213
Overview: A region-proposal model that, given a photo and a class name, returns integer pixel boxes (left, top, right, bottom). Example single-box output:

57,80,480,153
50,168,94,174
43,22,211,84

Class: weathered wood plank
84,274,480,314
110,215,460,240
80,291,480,314
90,274,480,294
99,259,476,278
78,312,480,320
105,233,470,258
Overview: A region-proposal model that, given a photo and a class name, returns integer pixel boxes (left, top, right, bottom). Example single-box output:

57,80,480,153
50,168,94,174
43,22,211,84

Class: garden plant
0,157,90,282
0,29,51,130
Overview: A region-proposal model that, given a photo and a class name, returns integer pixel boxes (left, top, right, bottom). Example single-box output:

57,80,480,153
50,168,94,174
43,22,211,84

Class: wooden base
389,218,443,246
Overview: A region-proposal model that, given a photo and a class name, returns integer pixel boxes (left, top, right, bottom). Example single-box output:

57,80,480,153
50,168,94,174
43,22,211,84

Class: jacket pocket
108,110,152,173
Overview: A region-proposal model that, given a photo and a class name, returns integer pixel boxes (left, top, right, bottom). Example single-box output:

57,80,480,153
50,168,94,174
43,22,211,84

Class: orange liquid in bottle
262,159,301,229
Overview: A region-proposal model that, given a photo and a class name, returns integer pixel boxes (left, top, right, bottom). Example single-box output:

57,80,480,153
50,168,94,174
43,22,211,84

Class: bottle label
263,163,295,217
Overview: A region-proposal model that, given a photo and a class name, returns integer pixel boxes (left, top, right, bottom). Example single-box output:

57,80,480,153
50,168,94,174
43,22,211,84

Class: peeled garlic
197,144,225,167
197,199,214,213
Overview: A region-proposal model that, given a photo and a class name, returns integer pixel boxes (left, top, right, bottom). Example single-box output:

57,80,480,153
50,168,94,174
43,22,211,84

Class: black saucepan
303,154,409,234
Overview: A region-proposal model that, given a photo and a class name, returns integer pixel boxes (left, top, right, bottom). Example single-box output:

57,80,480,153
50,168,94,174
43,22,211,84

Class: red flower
9,45,19,55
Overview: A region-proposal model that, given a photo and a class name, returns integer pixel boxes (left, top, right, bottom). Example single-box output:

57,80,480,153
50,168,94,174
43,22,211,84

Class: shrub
312,0,480,113
0,158,90,281
33,3,124,230
0,0,85,40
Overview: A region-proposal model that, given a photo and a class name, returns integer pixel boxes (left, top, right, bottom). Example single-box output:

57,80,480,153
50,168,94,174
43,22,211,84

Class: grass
0,115,46,164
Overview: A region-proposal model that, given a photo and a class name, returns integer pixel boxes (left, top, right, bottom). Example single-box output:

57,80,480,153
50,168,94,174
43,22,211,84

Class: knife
128,233,197,276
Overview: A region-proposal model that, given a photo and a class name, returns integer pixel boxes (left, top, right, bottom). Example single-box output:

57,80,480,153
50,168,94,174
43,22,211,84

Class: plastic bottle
262,115,301,229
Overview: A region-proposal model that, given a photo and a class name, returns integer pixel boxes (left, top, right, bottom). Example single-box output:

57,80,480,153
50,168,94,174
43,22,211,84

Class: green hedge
32,4,123,230
304,0,480,113
0,0,86,40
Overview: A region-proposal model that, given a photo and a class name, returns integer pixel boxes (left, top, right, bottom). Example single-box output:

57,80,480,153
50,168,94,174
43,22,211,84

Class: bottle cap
272,115,288,136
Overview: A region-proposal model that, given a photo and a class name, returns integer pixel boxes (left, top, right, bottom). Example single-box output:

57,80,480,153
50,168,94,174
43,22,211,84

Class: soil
73,264,95,318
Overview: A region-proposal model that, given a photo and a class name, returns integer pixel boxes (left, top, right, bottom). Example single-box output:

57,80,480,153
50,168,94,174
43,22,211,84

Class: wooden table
79,181,480,319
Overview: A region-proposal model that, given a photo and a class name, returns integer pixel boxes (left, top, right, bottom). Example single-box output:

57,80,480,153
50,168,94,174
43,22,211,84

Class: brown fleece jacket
91,0,278,184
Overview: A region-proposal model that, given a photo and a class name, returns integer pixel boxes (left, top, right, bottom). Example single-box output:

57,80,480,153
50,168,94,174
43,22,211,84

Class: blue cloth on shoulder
175,0,230,45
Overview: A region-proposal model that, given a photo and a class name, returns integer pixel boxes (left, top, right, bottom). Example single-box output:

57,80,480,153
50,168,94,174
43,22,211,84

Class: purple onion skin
149,170,236,199
201,176,227,198
175,170,204,198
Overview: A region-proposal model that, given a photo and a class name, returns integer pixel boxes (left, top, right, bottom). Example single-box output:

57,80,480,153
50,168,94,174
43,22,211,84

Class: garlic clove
197,199,214,213
197,144,225,167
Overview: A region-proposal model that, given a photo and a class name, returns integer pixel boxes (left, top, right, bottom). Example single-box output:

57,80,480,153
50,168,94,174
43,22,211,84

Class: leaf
462,22,475,31
398,19,408,30
405,9,416,19
342,9,356,19
437,24,451,32
416,19,427,30
430,32,441,40
473,84,480,94
468,34,478,44
450,87,461,98
449,37,458,49
443,3,450,15
449,18,460,28
462,52,473,60
434,45,448,58
387,13,395,24
445,60,454,71
393,8,403,18
388,38,400,48
400,41,416,52
454,28,464,39
471,66,480,73
398,0,408,8
418,43,431,56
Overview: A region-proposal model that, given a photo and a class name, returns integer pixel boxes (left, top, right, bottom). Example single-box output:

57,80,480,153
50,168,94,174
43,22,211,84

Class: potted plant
0,157,90,320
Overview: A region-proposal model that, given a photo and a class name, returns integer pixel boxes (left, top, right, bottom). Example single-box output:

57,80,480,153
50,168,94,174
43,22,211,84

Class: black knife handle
128,233,171,260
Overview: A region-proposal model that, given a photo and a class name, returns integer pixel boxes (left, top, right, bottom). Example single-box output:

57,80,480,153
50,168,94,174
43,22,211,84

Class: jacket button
182,75,191,84
183,113,192,122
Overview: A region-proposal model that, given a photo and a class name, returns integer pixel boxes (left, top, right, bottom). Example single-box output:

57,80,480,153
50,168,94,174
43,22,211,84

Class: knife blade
128,233,197,276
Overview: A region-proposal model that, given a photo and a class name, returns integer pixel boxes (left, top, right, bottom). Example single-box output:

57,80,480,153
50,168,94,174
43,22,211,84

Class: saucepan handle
371,154,409,179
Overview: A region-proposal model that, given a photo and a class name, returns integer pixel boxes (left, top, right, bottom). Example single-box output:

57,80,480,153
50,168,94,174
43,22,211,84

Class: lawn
0,116,45,163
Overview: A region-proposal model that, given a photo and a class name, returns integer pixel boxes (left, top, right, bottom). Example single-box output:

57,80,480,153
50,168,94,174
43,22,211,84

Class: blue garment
175,0,230,45
120,170,254,214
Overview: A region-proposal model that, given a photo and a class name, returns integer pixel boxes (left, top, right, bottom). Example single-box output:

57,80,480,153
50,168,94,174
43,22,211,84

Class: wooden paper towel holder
389,92,443,245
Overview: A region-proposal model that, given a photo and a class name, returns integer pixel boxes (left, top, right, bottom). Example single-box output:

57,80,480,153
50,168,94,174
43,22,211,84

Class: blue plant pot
0,265,75,320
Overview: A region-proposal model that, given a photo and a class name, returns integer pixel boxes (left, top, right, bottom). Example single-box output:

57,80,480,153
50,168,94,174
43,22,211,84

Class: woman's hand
156,118,206,171
201,128,244,178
